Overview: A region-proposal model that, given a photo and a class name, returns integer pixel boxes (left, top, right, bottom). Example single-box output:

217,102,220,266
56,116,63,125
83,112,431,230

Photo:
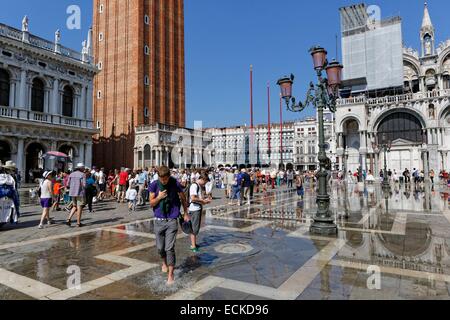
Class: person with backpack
85,171,97,213
149,166,189,285
188,173,211,253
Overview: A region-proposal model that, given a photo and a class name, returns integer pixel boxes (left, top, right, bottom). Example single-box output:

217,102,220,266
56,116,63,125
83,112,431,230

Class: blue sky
1,0,449,128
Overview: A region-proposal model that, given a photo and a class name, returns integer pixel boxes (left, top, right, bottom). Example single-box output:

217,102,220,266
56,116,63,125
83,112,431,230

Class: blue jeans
231,185,240,200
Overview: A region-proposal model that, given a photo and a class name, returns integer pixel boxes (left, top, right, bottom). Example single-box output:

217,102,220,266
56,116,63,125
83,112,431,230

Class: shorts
71,196,85,208
52,195,60,204
188,210,202,236
40,198,53,208
118,185,126,192
99,183,106,192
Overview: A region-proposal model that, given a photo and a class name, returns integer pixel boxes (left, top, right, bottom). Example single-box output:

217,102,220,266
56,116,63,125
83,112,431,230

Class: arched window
62,86,74,117
31,78,45,112
144,145,151,161
444,74,450,90
377,112,425,144
0,69,10,107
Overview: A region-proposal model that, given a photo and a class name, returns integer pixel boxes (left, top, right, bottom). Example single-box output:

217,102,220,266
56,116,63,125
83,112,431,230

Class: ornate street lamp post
372,133,392,191
277,46,343,235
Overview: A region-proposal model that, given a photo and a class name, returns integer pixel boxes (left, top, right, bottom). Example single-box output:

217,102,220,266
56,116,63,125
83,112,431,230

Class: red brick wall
93,0,186,170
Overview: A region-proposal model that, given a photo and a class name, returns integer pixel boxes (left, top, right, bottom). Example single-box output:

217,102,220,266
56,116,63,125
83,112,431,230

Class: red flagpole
280,93,283,166
268,82,271,165
250,65,254,129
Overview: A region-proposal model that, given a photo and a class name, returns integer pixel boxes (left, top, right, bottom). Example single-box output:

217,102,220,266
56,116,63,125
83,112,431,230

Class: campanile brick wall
92,0,186,170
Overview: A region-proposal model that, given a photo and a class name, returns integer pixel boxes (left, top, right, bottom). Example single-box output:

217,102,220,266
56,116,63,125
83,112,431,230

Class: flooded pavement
1,183,450,300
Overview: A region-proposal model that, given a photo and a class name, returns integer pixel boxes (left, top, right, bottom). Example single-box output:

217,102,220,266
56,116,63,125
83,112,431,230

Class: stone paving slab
1,184,450,300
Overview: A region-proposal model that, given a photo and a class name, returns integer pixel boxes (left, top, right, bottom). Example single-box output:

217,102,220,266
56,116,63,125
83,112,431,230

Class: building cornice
0,36,98,75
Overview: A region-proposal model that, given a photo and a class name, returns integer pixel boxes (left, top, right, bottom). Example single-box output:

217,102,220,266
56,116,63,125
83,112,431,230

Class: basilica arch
341,117,362,173
372,110,426,174
0,139,13,164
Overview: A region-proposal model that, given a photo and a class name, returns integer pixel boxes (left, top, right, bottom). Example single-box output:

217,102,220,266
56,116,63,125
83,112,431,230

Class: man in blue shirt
239,169,251,206
137,169,148,206
149,166,188,285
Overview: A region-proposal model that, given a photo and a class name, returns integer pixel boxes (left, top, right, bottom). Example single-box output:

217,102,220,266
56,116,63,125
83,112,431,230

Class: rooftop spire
421,2,434,31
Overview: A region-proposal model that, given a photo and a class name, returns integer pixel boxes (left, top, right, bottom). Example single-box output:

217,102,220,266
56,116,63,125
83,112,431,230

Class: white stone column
423,151,430,182
154,148,159,166
51,79,59,115
374,153,379,177
194,151,198,167
18,70,27,109
28,85,32,109
60,93,63,115
445,152,449,170
86,83,93,120
17,138,24,176
9,81,15,107
159,148,163,166
149,148,153,167
73,96,79,118
44,89,50,113
134,149,139,170
79,85,86,119
78,143,85,165
85,143,92,168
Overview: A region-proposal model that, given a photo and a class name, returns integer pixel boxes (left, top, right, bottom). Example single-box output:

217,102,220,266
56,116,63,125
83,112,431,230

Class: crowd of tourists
3,159,450,285
343,167,450,187
24,165,312,231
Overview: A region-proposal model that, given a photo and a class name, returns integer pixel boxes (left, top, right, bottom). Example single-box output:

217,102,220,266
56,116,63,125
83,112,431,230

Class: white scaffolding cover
340,4,404,91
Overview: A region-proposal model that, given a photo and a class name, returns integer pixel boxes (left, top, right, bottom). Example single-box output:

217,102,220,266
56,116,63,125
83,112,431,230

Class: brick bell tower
92,0,186,170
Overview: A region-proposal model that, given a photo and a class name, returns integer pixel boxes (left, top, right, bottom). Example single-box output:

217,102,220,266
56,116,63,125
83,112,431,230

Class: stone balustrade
0,22,92,64
337,89,450,107
0,106,94,129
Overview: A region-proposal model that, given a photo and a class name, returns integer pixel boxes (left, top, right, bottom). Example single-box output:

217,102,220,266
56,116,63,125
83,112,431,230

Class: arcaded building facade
92,0,186,169
0,18,97,179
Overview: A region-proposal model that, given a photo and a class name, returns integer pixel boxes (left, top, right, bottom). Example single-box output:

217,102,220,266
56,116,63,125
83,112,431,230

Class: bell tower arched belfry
421,2,436,57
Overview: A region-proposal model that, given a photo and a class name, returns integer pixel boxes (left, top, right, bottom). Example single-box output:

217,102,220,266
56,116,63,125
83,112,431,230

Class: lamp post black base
310,221,338,236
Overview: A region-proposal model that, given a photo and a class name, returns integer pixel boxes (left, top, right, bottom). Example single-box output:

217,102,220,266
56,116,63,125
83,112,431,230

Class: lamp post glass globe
277,76,294,106
325,60,343,95
310,46,328,70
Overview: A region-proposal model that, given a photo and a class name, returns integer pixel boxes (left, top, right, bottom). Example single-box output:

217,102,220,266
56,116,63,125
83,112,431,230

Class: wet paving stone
1,185,450,299
0,284,34,300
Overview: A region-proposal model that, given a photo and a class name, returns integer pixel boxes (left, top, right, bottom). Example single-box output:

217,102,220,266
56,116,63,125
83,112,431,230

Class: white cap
43,171,53,179
76,163,85,169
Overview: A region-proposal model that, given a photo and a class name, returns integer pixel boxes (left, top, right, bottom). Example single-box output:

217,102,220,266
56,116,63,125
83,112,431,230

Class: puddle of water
140,267,197,295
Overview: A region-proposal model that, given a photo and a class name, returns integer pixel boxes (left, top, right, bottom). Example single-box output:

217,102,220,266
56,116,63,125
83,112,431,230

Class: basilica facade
335,4,450,177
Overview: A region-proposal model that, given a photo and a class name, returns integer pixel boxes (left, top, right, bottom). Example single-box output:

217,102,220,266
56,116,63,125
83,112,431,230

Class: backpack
188,182,201,206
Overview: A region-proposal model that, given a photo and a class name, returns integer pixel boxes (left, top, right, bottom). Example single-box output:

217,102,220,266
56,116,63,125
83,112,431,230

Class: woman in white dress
0,162,20,226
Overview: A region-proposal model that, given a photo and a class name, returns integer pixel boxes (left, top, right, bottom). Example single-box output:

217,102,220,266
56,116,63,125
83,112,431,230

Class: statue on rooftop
22,15,29,32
